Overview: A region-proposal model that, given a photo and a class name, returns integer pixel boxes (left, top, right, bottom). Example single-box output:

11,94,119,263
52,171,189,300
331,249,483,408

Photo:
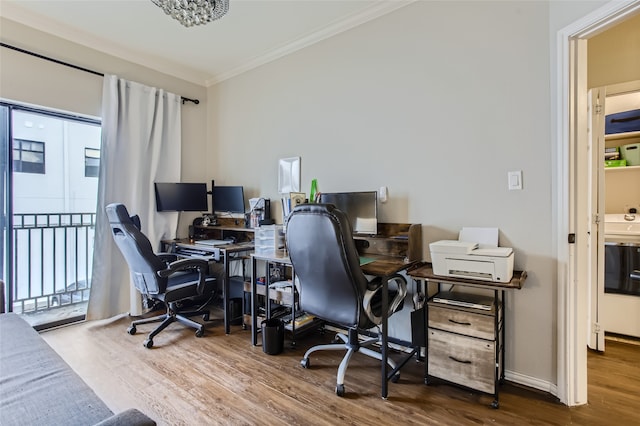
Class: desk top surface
252,250,416,277
172,239,254,253
408,264,526,290
196,224,255,232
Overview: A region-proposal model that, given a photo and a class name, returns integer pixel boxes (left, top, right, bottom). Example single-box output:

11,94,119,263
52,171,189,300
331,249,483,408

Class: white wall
207,0,556,383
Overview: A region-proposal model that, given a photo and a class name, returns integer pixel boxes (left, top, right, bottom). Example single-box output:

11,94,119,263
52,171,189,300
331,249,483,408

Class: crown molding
1,1,415,87
0,1,211,86
207,1,415,86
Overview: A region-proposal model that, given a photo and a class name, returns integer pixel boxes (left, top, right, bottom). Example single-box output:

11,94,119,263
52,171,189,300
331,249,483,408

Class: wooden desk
250,249,419,399
193,218,255,243
408,265,526,408
164,237,255,334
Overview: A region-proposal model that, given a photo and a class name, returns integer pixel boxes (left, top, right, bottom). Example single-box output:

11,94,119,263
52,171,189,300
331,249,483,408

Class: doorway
558,0,640,407
590,83,640,352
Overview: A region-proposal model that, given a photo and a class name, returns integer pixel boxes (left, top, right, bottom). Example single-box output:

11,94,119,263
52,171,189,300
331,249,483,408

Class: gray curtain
88,75,181,320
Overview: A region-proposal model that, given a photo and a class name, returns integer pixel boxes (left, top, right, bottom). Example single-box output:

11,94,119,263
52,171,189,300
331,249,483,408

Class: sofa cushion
0,313,114,426
94,408,157,426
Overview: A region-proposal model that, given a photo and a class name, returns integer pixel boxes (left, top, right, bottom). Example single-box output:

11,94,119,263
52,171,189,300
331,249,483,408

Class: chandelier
151,0,229,27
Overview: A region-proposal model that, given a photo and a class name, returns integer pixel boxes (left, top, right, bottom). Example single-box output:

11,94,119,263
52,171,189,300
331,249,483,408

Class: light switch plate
378,186,388,203
508,170,523,190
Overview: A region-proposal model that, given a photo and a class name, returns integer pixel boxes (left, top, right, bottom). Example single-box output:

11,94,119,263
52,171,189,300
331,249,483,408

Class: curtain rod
1,42,200,105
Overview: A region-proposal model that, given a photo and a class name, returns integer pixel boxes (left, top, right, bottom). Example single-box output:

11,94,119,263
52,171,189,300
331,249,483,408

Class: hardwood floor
41,310,640,426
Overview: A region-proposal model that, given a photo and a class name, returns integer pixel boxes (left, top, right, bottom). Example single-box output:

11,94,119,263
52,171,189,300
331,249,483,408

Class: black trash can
261,318,284,355
228,297,243,326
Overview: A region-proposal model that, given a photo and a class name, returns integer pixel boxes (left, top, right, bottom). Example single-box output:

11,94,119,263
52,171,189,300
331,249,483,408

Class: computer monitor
154,182,209,212
212,184,246,214
319,191,378,234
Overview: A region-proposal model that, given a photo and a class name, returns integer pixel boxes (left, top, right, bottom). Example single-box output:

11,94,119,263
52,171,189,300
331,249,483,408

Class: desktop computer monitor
212,184,246,214
154,182,209,212
319,191,378,234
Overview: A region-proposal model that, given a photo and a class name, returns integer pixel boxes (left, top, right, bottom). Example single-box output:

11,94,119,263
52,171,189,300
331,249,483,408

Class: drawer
428,304,495,340
428,328,495,394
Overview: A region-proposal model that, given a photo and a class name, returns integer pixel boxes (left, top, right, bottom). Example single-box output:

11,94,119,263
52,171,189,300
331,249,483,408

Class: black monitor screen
154,182,208,212
319,191,378,234
212,185,245,214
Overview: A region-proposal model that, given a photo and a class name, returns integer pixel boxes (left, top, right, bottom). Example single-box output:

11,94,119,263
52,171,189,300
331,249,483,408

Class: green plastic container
604,159,627,168
621,143,640,166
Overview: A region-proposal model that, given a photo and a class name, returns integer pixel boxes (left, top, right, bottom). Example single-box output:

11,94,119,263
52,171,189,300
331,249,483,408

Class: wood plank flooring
40,311,640,425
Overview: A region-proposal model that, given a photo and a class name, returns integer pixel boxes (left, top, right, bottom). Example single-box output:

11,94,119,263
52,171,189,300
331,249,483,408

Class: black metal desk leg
500,289,506,382
492,288,499,409
223,252,230,334
381,274,389,399
251,258,258,346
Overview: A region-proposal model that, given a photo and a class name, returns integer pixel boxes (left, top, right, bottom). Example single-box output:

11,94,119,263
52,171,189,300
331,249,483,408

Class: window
84,148,100,177
13,139,45,174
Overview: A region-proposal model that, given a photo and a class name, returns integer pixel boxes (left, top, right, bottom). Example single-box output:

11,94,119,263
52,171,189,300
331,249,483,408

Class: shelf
605,165,640,172
605,130,640,141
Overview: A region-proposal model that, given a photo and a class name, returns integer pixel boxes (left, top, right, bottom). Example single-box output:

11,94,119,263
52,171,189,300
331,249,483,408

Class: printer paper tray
446,258,495,281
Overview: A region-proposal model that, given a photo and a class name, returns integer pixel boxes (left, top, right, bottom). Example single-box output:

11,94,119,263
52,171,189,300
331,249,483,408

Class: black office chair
285,203,407,396
106,203,217,349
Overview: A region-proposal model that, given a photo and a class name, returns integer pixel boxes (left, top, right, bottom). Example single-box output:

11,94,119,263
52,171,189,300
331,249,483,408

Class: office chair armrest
158,258,209,295
158,258,209,277
362,273,408,325
156,252,178,263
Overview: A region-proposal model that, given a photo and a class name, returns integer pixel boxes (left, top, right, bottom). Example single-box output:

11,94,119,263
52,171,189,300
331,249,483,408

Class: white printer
429,227,514,282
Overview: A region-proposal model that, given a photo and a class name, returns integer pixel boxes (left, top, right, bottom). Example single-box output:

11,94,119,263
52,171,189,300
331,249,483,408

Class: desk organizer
254,225,285,255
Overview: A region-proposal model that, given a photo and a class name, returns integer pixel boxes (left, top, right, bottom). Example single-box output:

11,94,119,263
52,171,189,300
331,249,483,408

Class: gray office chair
285,203,407,396
106,203,216,349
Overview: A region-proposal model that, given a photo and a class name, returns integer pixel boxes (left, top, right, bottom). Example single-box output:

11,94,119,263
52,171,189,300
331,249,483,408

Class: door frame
556,0,640,406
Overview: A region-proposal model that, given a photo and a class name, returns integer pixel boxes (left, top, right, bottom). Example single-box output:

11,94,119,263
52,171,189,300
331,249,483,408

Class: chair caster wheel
195,328,204,338
391,373,400,383
202,313,210,321
127,325,136,335
143,339,153,349
300,358,310,368
242,324,247,330
335,384,345,397
491,400,499,409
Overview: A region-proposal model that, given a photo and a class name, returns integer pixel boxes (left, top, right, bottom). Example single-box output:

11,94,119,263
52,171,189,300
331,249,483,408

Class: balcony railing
11,212,95,314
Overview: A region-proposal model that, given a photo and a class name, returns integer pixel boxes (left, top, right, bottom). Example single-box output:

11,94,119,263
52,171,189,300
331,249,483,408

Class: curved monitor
154,182,208,212
319,191,378,234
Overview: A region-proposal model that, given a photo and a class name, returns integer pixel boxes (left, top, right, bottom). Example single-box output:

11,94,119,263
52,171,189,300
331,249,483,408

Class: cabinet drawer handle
448,356,472,364
448,319,471,326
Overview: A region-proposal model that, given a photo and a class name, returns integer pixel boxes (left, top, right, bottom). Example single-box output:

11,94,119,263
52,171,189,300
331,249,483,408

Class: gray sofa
0,312,155,426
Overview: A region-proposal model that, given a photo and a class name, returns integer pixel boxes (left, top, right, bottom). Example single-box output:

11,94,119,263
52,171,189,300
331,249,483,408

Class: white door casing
557,0,640,407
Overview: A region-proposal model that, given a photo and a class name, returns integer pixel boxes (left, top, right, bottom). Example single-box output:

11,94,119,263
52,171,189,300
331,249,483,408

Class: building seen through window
13,139,45,174
85,147,100,177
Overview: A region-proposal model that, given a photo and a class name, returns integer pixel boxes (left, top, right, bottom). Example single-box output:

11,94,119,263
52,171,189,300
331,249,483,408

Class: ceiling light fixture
151,0,229,27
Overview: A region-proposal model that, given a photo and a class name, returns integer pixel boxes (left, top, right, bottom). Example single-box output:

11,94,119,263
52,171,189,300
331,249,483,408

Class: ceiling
1,0,413,87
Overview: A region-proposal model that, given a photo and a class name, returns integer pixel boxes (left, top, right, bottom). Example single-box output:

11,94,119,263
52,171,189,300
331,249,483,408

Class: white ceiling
1,0,413,86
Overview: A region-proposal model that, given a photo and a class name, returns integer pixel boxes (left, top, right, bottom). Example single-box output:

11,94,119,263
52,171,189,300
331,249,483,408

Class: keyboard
194,239,232,247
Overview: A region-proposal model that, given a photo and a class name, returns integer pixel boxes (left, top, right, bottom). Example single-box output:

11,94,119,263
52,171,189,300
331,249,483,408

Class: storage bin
605,159,627,168
254,225,285,255
605,109,640,135
620,143,640,166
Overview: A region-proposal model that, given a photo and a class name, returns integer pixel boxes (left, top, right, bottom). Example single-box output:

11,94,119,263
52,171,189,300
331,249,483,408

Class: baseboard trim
505,369,558,397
